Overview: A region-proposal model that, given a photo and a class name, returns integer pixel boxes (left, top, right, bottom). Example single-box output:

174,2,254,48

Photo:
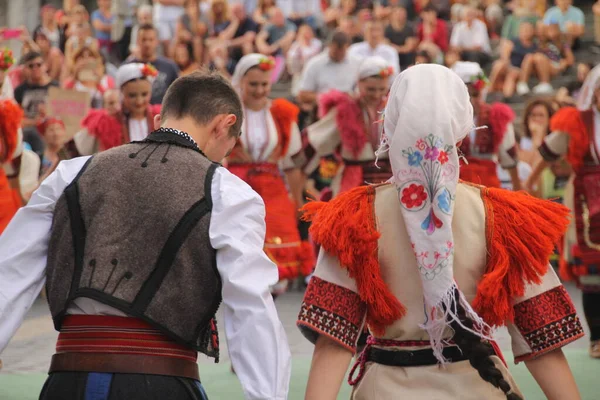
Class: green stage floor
0,350,597,399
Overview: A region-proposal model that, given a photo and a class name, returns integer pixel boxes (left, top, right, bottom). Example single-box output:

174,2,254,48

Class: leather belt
49,353,200,380
367,346,473,367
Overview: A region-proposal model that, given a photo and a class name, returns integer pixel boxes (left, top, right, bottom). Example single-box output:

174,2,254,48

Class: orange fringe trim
549,107,589,171
0,99,24,162
473,186,571,327
301,185,405,335
270,98,299,158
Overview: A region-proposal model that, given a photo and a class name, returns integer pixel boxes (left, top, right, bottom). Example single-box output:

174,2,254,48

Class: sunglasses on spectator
26,62,43,69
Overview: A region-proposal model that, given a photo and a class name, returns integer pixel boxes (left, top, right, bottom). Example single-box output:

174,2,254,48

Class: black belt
366,346,471,367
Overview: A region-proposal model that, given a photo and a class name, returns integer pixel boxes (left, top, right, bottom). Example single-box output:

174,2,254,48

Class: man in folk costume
297,65,583,400
0,71,291,399
526,64,600,359
227,54,315,294
74,63,161,155
451,61,522,190
293,56,393,199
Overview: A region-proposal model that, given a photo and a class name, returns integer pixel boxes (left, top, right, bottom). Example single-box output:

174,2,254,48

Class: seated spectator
297,31,358,109
129,5,154,59
450,5,492,66
36,117,73,181
337,15,363,44
102,88,121,116
209,0,232,37
253,0,277,27
444,48,461,68
92,0,115,55
287,24,323,96
415,49,433,64
375,0,417,22
324,0,359,31
173,43,200,75
385,6,417,68
555,62,593,105
277,0,322,31
517,22,573,95
484,0,505,40
32,31,64,84
64,22,100,71
209,3,259,72
501,0,541,42
348,20,400,75
488,22,537,99
13,51,59,157
256,7,297,81
64,5,90,41
542,0,584,48
127,24,180,104
153,0,186,55
173,0,209,63
62,46,116,109
416,5,448,63
33,5,63,50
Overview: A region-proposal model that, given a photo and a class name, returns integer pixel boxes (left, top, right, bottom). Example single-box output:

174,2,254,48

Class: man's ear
153,114,161,130
215,114,237,137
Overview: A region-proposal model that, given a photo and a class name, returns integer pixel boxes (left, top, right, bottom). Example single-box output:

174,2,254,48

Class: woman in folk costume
297,64,583,400
73,63,160,155
0,99,40,233
227,53,314,292
526,64,600,359
294,56,393,198
451,61,521,190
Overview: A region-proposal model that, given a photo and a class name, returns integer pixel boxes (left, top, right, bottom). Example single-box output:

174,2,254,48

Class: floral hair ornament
257,56,275,72
379,66,394,79
470,71,489,92
0,48,15,71
141,63,158,78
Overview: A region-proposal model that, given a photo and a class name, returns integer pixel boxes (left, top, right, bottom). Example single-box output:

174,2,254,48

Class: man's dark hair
161,69,243,137
138,23,157,36
21,51,43,65
421,4,438,13
329,30,351,47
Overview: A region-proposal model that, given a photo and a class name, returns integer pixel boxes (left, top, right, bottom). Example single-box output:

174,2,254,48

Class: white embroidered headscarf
379,64,491,363
577,64,600,111
357,56,394,81
116,63,157,88
231,53,275,92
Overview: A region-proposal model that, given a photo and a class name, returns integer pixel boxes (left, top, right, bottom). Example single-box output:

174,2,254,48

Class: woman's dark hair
446,288,522,400
522,99,554,139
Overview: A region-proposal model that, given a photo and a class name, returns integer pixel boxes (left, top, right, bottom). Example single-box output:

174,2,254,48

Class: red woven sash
56,315,197,362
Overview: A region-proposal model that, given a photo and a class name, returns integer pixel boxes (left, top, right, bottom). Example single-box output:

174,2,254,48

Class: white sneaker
533,82,554,94
516,82,530,95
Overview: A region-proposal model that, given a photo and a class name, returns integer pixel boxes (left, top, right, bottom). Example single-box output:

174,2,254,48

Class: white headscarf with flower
357,56,394,81
116,63,158,88
378,64,492,363
231,53,275,92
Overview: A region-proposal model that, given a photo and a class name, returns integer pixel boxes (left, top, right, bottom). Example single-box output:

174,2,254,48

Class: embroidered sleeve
539,131,570,162
497,123,518,169
297,251,367,353
508,268,584,363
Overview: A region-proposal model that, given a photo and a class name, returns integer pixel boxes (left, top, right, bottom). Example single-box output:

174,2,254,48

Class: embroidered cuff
539,141,561,163
513,286,584,363
297,276,366,353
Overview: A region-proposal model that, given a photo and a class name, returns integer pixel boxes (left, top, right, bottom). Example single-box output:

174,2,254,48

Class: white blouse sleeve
209,167,291,400
0,156,91,352
279,122,302,170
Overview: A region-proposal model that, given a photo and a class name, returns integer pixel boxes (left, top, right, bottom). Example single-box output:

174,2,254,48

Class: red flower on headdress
379,66,394,78
257,56,275,71
141,63,158,78
0,48,15,71
401,184,428,209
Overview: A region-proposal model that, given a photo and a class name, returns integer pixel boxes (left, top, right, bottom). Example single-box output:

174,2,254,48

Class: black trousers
583,291,600,341
39,372,208,400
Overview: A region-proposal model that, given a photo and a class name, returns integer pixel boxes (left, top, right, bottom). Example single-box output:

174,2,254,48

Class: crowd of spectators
0,0,597,186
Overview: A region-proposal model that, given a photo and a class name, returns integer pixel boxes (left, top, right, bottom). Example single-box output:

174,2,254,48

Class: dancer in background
74,63,160,155
452,61,521,190
299,64,582,400
294,56,393,199
228,54,314,294
526,64,600,358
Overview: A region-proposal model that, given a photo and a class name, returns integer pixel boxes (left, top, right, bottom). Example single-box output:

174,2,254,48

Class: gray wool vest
46,131,222,361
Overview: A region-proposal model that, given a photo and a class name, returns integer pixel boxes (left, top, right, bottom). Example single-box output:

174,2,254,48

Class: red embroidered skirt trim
340,159,392,194
56,315,198,362
459,157,501,188
0,171,21,234
228,163,315,280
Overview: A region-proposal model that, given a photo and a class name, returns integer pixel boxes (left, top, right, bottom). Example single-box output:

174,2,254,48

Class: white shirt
347,41,401,77
450,19,491,54
245,109,269,161
128,118,149,142
299,51,360,94
276,0,322,18
0,156,291,400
